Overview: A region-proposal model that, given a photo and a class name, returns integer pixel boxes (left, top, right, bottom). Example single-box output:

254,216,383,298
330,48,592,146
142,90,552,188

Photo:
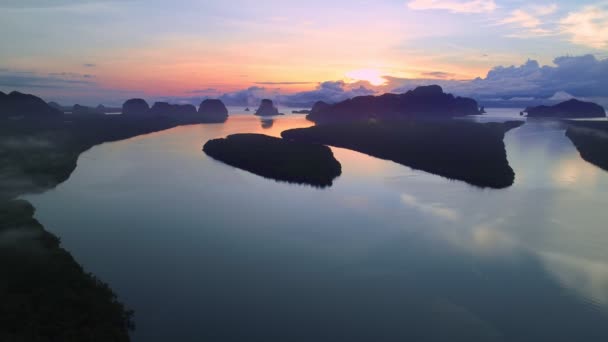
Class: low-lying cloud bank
201,54,608,108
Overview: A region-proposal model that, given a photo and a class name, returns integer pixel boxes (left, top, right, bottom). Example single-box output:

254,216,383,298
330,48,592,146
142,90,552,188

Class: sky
1,0,607,106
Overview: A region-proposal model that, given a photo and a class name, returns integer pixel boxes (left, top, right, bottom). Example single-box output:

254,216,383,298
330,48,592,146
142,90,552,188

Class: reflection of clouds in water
342,195,371,210
552,156,601,188
471,218,517,251
400,193,461,222
541,251,608,306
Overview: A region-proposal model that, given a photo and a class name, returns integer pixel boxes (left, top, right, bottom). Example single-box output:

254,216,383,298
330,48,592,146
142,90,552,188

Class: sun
345,69,387,86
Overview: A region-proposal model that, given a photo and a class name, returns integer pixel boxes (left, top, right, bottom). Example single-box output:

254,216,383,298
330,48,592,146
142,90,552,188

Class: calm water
25,109,608,341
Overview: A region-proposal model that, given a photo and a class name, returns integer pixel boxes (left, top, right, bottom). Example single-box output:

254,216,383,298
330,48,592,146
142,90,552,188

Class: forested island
282,120,524,188
307,85,483,123
524,99,606,118
203,134,341,187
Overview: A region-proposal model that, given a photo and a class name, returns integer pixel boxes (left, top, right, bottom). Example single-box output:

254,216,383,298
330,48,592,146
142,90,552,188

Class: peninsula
282,120,524,188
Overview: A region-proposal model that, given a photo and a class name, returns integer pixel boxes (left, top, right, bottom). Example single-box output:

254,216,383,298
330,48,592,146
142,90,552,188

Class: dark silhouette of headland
203,134,341,187
524,99,606,118
0,91,63,118
307,85,482,123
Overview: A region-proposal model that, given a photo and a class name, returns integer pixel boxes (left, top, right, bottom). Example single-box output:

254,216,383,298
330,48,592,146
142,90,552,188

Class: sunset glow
346,69,388,86
1,1,607,106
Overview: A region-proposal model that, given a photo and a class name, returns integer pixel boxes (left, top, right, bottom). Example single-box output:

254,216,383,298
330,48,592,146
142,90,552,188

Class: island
198,99,229,122
565,121,608,171
255,99,281,116
282,120,524,188
292,109,311,114
524,99,606,118
203,134,341,187
307,85,482,124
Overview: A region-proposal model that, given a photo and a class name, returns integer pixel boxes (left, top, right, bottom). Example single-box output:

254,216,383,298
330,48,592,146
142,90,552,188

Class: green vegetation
0,200,134,342
204,134,341,187
282,119,524,189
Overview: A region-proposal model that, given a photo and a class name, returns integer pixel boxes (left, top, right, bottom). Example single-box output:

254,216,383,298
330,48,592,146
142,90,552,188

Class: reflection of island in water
260,118,274,129
282,120,524,189
203,134,341,188
0,92,232,341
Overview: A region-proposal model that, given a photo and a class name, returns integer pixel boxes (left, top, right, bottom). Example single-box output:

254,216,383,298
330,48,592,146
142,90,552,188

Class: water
24,109,608,341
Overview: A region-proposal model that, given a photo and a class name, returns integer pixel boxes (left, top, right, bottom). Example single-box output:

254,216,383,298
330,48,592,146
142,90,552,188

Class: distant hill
307,85,482,124
122,98,150,115
524,99,606,118
0,91,63,118
149,102,197,116
72,104,105,115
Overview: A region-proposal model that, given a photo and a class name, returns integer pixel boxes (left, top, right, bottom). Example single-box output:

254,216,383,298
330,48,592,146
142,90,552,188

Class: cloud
401,193,461,222
0,69,96,89
560,6,608,49
281,81,377,107
199,54,608,109
83,63,96,68
499,5,558,38
218,86,276,106
385,54,608,107
548,91,575,101
464,55,608,100
187,88,218,95
501,10,542,29
207,80,377,107
254,81,316,85
533,4,558,16
407,0,497,14
48,71,95,79
0,0,119,9
421,71,456,79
